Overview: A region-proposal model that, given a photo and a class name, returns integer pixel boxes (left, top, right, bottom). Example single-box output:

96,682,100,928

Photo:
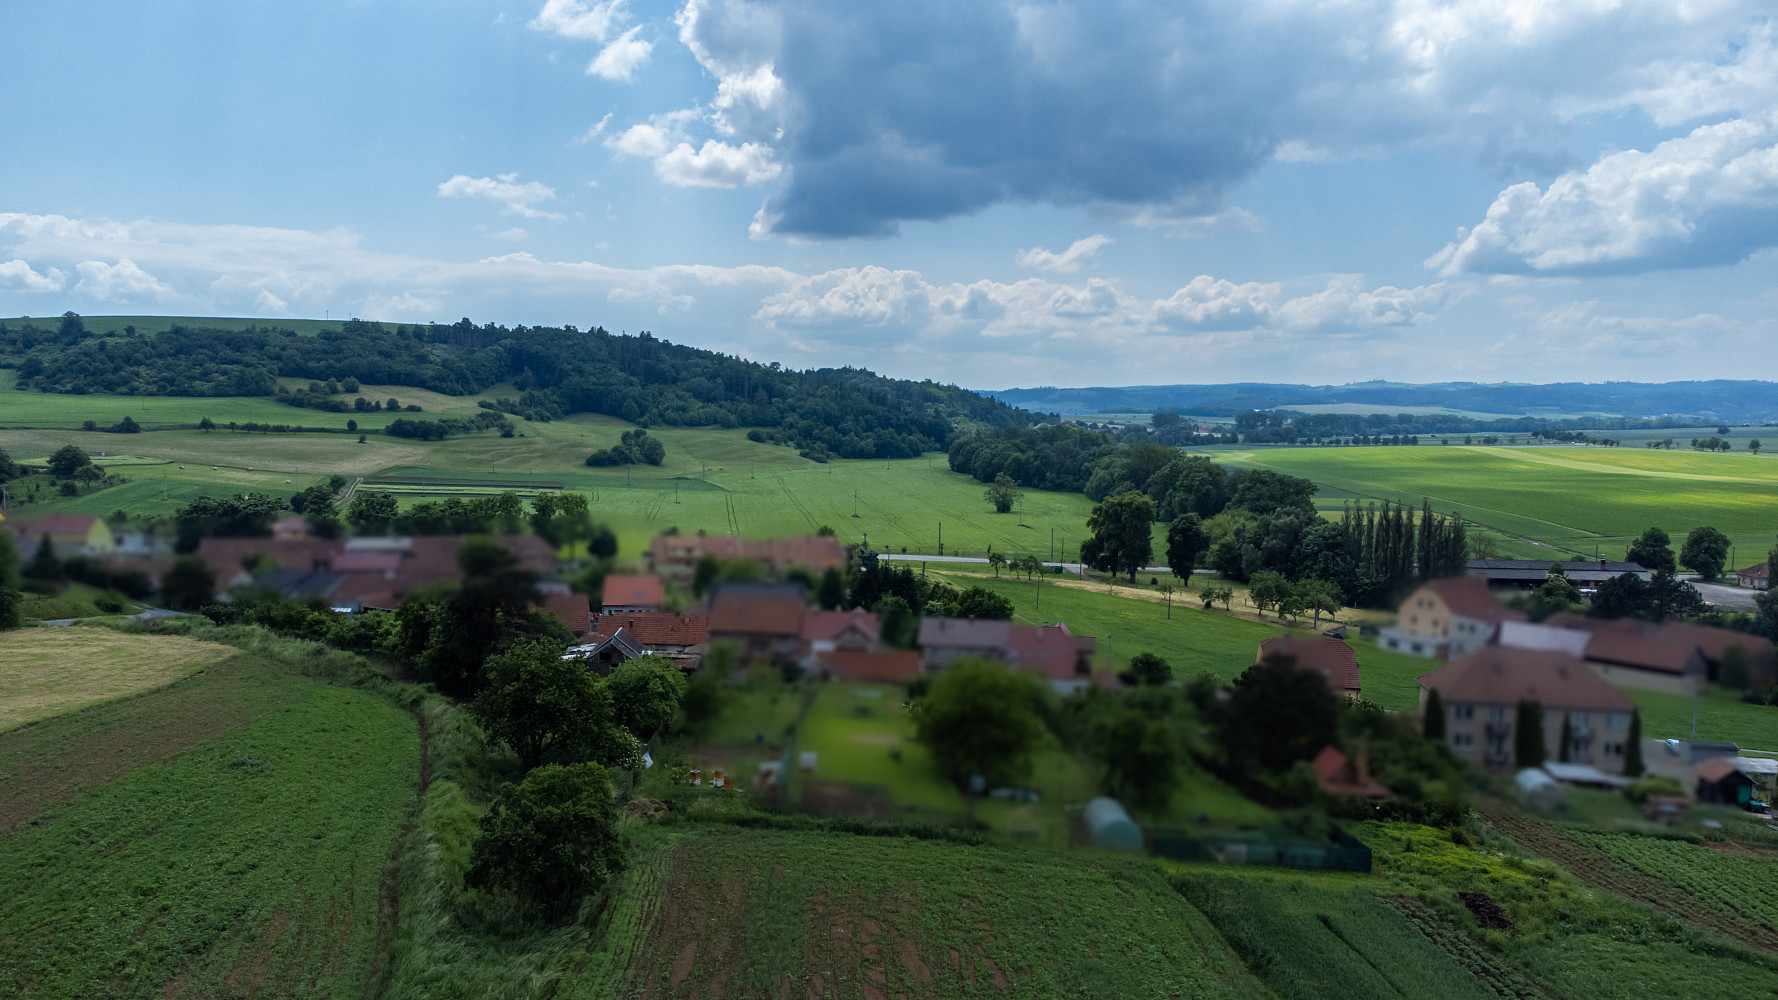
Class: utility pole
853,491,859,517
1050,527,1054,562
674,482,679,503
938,521,943,556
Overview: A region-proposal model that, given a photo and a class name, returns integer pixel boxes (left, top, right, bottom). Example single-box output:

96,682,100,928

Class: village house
1255,635,1362,698
646,533,845,584
1380,575,1524,658
600,573,664,613
706,585,807,662
1536,614,1711,696
538,588,592,640
915,617,1101,694
813,649,921,684
798,607,880,667
587,610,708,669
1419,647,1638,773
1734,562,1769,589
8,512,117,557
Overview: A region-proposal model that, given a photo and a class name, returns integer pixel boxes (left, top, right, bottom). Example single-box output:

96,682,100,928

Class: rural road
881,553,1211,577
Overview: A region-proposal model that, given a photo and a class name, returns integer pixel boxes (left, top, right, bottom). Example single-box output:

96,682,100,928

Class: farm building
600,573,664,612
813,649,920,683
1419,648,1637,773
1380,575,1523,658
566,628,647,673
1535,614,1711,696
916,617,1102,694
538,589,592,639
1696,757,1758,807
706,584,807,662
1255,635,1362,698
1468,559,1650,588
1734,562,1770,589
799,607,880,666
646,533,845,584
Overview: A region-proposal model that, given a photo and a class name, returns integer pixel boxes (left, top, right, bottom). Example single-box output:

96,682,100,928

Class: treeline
0,314,1036,459
1207,499,1467,608
385,411,512,441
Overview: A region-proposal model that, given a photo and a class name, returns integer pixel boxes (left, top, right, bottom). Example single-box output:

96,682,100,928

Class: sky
4,1,1778,389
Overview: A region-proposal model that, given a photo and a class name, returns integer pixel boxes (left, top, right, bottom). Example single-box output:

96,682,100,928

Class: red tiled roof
541,592,592,637
917,617,1013,650
707,591,805,637
649,534,845,572
11,512,102,537
1007,622,1096,680
1258,635,1361,693
330,550,402,573
1583,628,1705,675
1418,647,1635,711
601,573,664,609
800,608,880,643
593,611,709,647
1420,576,1525,623
816,649,920,684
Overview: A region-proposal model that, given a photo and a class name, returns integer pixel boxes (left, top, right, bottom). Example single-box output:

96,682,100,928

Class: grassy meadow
0,628,237,731
1213,443,1778,564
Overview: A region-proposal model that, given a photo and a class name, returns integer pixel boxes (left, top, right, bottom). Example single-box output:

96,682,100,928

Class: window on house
1606,712,1630,730
1452,732,1475,749
1489,705,1508,724
1603,741,1625,759
1453,703,1475,721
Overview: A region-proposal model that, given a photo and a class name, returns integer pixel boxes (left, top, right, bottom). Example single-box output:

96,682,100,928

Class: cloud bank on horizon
2,0,1778,385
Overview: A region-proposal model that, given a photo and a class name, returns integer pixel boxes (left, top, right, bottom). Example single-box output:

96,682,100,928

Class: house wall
1585,661,1705,697
1429,696,1634,774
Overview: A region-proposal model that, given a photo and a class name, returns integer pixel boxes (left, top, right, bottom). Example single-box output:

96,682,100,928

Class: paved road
1688,580,1758,609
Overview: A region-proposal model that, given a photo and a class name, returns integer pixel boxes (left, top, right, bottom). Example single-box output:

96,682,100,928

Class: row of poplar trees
1340,499,1470,606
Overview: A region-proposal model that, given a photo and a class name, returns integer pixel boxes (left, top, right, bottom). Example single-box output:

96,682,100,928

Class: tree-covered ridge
0,314,1036,458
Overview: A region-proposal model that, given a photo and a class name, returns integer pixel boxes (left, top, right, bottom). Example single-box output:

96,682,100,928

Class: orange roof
708,590,806,637
1418,647,1635,712
1696,757,1744,783
593,611,708,647
11,512,103,538
601,573,664,608
1420,576,1525,624
650,533,845,572
1258,635,1361,693
541,592,591,637
1007,622,1096,681
816,649,920,683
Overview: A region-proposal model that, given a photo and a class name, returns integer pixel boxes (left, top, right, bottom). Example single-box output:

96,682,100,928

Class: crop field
1561,829,1778,940
574,827,1272,999
1173,873,1509,1000
0,628,237,731
1213,444,1778,563
0,656,420,998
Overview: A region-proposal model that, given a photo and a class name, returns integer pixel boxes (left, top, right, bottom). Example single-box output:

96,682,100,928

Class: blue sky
4,1,1778,388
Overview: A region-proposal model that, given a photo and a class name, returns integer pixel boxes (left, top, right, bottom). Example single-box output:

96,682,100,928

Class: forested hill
0,314,1037,459
990,380,1778,424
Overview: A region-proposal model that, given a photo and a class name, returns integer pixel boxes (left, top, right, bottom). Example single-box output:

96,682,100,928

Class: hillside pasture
0,628,237,731
575,827,1271,999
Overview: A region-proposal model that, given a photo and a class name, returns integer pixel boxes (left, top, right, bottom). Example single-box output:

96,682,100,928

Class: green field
798,683,962,814
0,649,419,998
576,827,1272,999
1214,444,1778,563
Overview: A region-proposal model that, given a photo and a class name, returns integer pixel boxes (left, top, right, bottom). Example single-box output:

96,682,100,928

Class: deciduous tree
1165,513,1206,587
914,659,1048,793
1085,490,1155,582
472,640,640,771
1679,525,1730,581
983,473,1023,514
465,762,624,919
1626,526,1676,576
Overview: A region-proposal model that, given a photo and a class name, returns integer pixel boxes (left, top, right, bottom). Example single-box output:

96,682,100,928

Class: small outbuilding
1696,757,1757,807
1084,797,1143,851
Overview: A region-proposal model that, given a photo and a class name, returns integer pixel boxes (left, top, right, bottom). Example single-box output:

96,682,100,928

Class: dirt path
1478,801,1778,953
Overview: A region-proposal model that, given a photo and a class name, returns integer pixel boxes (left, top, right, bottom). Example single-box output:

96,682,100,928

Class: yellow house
1381,575,1523,659
10,513,117,556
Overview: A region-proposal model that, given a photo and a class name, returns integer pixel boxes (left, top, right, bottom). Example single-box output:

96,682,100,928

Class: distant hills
982,381,1778,424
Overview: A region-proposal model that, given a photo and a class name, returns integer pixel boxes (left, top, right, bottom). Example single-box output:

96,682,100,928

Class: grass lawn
798,682,962,814
1211,443,1778,565
0,661,419,998
1625,684,1778,749
575,826,1272,999
702,681,809,749
0,627,238,732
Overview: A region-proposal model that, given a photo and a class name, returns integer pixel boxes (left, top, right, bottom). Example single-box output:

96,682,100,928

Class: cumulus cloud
588,25,652,80
254,289,289,313
74,258,176,302
635,0,1778,241
530,0,628,42
1275,276,1450,331
1017,235,1112,274
0,258,65,292
437,173,564,219
1150,276,1280,331
654,141,781,188
1430,115,1778,275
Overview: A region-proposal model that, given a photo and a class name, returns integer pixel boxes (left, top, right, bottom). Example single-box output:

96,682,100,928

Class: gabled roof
707,589,805,637
10,512,103,538
1583,628,1705,675
1258,635,1361,693
1418,575,1524,623
1007,622,1095,680
541,592,591,637
593,611,708,647
800,607,880,643
917,617,1013,650
815,649,920,684
1696,756,1746,783
601,573,664,608
330,550,402,573
1418,647,1635,712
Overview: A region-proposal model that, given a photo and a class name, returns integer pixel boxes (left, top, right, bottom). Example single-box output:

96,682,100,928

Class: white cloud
530,0,628,42
254,289,289,313
494,228,529,241
587,26,652,80
653,140,781,188
74,258,175,302
1150,276,1280,332
0,258,65,292
1016,235,1112,274
437,173,564,220
1430,114,1778,275
570,113,613,145
1275,276,1450,331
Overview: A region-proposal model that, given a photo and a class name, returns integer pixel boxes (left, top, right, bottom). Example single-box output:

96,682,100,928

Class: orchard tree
983,473,1023,514
1165,513,1207,587
1123,651,1173,687
1295,577,1343,627
1680,525,1731,581
1084,490,1155,582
